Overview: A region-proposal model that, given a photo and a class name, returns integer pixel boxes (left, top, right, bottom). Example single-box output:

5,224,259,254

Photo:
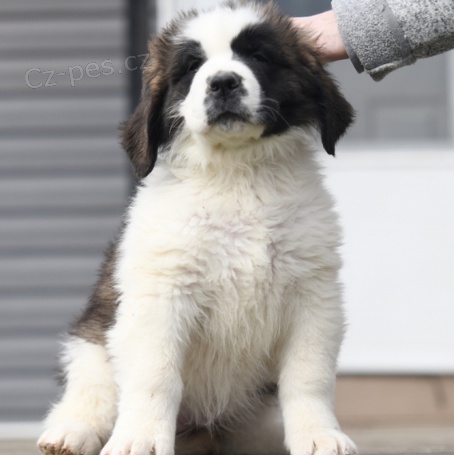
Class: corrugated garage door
0,0,131,421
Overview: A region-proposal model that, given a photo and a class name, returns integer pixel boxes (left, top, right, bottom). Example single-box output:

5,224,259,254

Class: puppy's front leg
101,293,191,455
279,285,357,455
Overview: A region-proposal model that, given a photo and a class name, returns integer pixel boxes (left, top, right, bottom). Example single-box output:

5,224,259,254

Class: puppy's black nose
208,72,242,96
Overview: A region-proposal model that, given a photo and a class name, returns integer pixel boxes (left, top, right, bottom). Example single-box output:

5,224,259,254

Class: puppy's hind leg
38,336,117,455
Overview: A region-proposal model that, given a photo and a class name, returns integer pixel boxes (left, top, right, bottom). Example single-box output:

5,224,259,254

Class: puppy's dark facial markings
231,22,354,147
165,40,208,125
170,40,207,86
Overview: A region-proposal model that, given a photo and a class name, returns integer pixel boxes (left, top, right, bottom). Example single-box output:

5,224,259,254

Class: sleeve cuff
331,0,415,80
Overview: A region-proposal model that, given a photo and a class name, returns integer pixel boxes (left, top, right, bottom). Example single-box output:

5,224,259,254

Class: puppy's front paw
289,428,358,455
37,421,102,455
101,427,173,455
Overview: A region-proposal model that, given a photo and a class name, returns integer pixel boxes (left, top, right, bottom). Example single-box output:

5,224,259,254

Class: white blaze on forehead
181,6,262,58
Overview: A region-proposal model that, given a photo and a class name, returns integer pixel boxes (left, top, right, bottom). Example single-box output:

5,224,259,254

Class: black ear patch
120,82,170,179
121,89,153,179
315,68,354,155
120,27,179,180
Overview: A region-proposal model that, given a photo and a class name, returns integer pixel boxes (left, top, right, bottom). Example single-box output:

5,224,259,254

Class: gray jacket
332,0,454,80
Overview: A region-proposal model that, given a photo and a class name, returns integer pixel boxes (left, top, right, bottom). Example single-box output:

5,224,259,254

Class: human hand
293,10,348,63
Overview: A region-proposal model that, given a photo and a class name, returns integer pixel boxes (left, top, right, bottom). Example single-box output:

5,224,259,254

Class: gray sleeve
331,0,454,81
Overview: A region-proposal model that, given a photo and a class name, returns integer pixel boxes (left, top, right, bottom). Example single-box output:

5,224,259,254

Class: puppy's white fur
181,6,261,57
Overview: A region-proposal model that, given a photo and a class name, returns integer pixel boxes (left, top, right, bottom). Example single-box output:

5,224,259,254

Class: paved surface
347,426,454,454
2,426,454,455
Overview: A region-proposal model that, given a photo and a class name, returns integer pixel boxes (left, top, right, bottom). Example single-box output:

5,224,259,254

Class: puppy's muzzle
205,71,250,126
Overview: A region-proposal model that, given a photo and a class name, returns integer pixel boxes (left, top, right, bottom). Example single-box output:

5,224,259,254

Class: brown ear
120,39,169,179
316,67,354,155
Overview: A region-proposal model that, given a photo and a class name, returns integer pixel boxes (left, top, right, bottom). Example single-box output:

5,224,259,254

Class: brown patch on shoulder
70,242,119,345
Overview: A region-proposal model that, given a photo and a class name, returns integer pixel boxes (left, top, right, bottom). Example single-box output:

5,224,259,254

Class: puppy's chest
186,205,274,298
180,202,284,407
128,176,302,315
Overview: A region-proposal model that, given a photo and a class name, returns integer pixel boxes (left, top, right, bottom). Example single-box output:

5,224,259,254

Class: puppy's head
122,1,354,178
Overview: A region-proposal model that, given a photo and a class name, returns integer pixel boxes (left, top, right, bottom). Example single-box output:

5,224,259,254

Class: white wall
324,148,454,374
328,52,454,374
449,52,454,143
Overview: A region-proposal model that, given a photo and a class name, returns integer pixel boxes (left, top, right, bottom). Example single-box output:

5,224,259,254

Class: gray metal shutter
0,0,131,421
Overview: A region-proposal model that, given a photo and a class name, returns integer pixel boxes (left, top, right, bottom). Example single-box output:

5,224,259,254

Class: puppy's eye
187,59,202,73
251,53,270,63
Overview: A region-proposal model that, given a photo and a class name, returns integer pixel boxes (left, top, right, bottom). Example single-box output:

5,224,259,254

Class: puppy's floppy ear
120,38,169,179
315,67,354,156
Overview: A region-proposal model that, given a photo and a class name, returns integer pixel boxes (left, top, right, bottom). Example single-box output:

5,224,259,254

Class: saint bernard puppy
38,1,356,455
